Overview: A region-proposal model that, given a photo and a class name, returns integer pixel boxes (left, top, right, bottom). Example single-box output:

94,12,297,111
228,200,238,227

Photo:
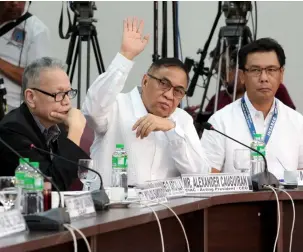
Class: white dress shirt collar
130,86,148,119
244,92,277,119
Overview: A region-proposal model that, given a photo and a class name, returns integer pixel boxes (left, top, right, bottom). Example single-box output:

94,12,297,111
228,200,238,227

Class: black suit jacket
0,103,89,191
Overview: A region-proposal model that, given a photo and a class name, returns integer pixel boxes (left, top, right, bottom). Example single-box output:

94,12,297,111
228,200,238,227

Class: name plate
0,209,26,238
181,173,251,193
297,170,303,186
137,187,168,206
147,177,186,198
65,193,96,221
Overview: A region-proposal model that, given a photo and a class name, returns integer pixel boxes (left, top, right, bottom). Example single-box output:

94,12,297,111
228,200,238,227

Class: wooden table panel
206,201,277,252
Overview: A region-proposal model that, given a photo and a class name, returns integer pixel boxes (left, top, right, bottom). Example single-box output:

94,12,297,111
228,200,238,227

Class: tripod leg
198,37,220,115
152,1,160,62
91,34,102,74
77,35,82,109
87,34,91,93
66,32,77,75
214,38,225,113
92,30,105,73
66,16,77,75
172,1,178,58
70,36,79,84
232,36,243,102
162,1,167,58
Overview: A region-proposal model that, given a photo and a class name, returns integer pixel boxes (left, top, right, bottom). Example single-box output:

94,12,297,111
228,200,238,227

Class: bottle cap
253,133,262,139
19,158,29,164
31,162,39,169
116,144,124,149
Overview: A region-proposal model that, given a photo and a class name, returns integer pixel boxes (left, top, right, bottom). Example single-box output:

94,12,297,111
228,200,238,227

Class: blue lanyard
241,97,278,145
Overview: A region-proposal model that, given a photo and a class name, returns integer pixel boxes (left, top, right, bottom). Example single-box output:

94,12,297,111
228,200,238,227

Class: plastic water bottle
15,158,30,188
112,144,128,199
250,134,266,175
15,158,30,213
24,162,44,214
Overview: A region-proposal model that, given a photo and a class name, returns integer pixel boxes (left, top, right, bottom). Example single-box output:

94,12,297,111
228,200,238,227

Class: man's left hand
132,114,175,139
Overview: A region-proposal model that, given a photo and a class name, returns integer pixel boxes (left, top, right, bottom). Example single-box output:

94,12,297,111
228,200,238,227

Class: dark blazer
0,103,89,191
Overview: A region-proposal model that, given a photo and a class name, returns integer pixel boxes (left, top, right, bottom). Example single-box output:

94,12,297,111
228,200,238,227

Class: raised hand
120,17,150,60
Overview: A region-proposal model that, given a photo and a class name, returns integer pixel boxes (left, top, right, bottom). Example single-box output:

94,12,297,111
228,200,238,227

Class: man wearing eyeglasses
204,49,296,114
82,17,209,187
201,38,303,180
0,57,90,190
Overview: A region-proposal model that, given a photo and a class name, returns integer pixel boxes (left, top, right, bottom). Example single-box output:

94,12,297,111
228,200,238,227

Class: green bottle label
24,175,34,190
15,171,25,186
112,156,128,169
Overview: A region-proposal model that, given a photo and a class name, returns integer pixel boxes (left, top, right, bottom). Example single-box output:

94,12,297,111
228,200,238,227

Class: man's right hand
50,108,86,146
50,108,86,133
120,17,150,61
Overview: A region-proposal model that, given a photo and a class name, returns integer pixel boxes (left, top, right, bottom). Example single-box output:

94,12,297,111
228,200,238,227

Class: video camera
222,1,252,25
69,1,97,22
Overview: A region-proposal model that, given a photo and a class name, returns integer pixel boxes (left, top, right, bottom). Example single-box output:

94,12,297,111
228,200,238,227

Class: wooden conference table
0,190,302,252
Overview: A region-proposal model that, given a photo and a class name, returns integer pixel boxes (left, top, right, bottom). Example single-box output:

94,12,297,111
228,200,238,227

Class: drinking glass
78,159,97,191
233,149,251,173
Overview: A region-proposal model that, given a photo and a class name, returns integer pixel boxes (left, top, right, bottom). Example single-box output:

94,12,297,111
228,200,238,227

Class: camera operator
0,1,50,112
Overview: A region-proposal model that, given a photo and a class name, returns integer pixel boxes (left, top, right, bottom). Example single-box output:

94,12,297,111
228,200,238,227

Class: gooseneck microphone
30,144,109,210
202,122,279,191
30,144,103,189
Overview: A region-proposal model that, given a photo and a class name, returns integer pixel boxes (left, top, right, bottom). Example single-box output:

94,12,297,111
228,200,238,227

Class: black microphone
30,144,109,210
0,137,70,231
202,122,279,191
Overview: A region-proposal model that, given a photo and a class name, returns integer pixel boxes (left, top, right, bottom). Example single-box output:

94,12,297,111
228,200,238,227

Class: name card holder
146,177,186,198
65,193,96,221
0,209,27,238
181,173,252,194
137,187,168,206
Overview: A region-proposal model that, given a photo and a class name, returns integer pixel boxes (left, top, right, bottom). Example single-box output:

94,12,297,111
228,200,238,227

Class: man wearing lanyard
201,38,303,180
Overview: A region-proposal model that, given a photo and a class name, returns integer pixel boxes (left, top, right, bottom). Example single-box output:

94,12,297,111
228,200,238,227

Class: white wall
29,1,303,112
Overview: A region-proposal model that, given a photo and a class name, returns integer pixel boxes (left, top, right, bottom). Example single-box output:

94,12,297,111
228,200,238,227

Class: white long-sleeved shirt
82,53,210,187
201,92,303,180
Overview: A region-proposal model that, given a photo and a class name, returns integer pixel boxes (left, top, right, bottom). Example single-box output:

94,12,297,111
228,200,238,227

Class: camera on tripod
222,1,252,25
70,1,97,24
184,1,255,137
62,1,105,108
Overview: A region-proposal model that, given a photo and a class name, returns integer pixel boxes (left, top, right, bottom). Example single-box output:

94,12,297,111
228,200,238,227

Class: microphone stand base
24,207,70,231
251,172,280,191
91,189,110,211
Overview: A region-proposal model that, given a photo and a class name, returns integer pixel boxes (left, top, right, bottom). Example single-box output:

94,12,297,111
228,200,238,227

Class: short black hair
148,58,189,83
238,38,286,70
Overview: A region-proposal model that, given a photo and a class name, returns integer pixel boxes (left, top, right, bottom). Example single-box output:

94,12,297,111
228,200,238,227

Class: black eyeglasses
243,66,282,77
147,74,187,99
32,88,78,102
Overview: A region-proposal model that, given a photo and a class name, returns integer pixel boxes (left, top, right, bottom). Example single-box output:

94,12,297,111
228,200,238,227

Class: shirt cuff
112,52,135,73
165,123,185,142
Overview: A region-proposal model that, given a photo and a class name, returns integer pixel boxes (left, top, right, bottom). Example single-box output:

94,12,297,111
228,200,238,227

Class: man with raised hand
82,17,209,187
